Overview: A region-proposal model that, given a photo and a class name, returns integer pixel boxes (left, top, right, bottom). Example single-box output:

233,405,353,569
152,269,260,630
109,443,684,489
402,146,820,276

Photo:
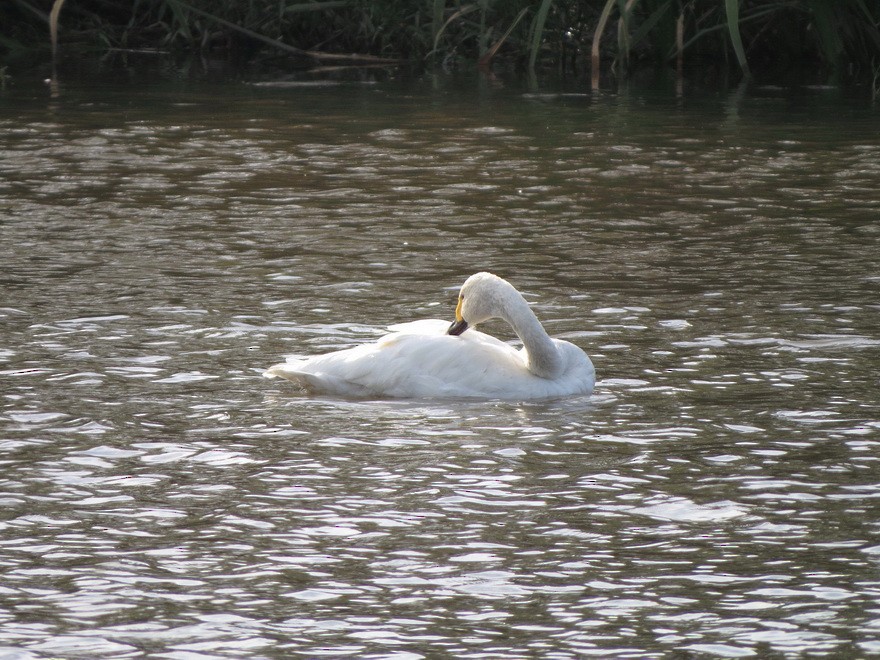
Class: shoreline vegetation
3,1,880,88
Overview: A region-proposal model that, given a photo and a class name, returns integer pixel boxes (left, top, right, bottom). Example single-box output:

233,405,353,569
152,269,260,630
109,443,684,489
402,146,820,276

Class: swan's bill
447,319,468,336
447,296,468,335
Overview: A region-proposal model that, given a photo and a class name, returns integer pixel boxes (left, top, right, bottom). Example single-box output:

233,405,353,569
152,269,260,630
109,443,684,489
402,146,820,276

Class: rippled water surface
1,69,879,658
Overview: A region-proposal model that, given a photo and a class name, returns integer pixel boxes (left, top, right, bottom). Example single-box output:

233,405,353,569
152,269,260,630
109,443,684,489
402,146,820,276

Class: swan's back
265,321,594,400
264,272,595,400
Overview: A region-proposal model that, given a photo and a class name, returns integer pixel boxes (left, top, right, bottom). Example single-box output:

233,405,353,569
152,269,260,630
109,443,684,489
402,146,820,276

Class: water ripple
0,77,877,658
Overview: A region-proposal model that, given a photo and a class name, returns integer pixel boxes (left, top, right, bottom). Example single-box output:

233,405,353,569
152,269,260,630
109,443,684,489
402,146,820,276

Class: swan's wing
385,320,516,351
386,319,449,335
264,323,593,399
263,341,388,397
379,332,538,398
264,324,528,398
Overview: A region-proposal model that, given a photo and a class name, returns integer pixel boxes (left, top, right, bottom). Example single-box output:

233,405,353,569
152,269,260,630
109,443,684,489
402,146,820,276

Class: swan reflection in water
264,272,595,400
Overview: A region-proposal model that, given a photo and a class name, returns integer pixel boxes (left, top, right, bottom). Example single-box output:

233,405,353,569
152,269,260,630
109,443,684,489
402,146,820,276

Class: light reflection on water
1,72,879,658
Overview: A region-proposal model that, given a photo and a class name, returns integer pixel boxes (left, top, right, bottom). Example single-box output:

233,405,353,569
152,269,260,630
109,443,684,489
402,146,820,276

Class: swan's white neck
457,272,565,380
505,296,564,380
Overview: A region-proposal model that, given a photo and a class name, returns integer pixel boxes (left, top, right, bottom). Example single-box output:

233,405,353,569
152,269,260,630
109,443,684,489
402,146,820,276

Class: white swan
263,272,595,400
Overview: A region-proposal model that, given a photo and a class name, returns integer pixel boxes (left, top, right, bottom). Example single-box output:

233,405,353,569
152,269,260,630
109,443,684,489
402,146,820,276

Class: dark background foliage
3,1,880,80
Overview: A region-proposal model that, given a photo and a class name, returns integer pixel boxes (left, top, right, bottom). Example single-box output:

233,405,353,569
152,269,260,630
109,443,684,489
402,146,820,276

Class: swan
263,272,595,400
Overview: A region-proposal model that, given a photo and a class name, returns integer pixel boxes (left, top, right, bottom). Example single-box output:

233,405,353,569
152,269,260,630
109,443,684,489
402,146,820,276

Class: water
1,67,879,658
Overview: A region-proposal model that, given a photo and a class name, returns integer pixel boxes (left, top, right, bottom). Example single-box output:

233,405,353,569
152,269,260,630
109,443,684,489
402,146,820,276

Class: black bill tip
447,319,468,336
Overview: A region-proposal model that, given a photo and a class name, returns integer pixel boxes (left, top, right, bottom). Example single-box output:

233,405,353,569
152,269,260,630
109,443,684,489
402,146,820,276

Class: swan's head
447,272,517,336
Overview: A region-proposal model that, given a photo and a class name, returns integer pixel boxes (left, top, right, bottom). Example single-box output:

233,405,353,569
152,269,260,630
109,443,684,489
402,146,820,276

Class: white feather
264,273,595,400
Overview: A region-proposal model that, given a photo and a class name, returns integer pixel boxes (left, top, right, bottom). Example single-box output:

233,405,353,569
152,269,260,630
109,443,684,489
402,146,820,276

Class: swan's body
264,272,595,400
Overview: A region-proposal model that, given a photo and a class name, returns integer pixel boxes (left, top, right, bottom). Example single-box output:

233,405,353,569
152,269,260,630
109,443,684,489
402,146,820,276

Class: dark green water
1,65,879,658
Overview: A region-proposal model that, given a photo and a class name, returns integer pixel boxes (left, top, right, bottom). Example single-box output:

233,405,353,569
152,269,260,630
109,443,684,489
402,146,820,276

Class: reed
3,0,879,84
528,0,553,71
478,6,531,67
724,0,750,75
49,0,67,61
873,64,880,101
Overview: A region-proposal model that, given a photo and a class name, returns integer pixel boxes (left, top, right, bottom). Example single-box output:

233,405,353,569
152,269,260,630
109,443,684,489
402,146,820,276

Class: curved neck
506,301,563,379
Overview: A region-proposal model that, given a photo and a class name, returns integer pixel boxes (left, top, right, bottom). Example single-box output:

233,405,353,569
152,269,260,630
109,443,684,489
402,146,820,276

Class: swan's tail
263,363,290,379
263,362,314,386
263,361,369,397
